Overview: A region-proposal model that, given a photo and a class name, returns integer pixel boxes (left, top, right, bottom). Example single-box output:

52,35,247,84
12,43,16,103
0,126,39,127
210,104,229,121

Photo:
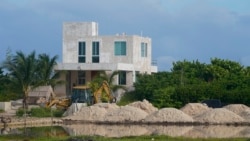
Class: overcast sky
1,0,250,71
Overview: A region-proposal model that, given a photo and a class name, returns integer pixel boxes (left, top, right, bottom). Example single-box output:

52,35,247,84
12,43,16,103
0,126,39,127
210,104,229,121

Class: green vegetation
0,51,64,107
16,107,64,117
1,51,250,110
0,135,248,141
122,58,250,108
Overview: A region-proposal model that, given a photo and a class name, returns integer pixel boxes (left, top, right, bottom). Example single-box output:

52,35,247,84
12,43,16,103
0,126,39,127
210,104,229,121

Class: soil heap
128,99,158,114
223,104,250,121
63,103,119,122
194,108,245,124
143,108,193,123
103,105,148,123
180,103,210,117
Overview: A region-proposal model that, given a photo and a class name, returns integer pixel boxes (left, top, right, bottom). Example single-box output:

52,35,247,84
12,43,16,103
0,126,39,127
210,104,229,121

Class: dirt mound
128,99,158,114
63,103,120,121
143,108,193,123
194,108,245,124
103,105,148,123
240,109,250,121
63,103,86,117
92,103,120,112
63,105,107,121
223,104,250,115
180,103,210,117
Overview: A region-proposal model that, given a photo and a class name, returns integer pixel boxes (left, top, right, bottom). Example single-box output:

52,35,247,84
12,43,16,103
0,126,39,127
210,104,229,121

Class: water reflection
62,124,250,138
0,125,68,137
1,124,249,138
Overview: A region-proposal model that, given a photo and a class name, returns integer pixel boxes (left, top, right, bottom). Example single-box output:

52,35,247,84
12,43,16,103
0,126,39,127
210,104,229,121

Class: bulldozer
45,80,116,109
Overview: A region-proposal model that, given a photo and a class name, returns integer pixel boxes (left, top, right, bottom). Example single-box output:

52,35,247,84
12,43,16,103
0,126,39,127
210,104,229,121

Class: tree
88,71,127,101
36,53,65,89
3,51,37,108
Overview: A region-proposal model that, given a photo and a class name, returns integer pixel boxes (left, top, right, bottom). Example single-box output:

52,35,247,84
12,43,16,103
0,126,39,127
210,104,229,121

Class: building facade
54,22,157,99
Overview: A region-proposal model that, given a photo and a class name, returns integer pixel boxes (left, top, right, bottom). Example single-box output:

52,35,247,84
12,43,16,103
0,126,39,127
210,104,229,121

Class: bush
117,91,138,106
30,107,64,117
16,107,64,117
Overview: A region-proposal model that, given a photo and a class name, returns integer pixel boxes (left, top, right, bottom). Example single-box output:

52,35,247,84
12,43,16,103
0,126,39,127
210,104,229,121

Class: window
118,71,126,85
114,41,126,56
92,41,99,63
78,42,86,63
78,71,86,85
141,42,147,57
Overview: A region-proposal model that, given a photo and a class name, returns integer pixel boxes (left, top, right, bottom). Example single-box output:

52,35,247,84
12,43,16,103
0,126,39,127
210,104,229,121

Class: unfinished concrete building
54,22,157,100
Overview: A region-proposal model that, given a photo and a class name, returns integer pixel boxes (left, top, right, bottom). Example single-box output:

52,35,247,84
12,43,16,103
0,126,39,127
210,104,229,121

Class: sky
0,0,250,71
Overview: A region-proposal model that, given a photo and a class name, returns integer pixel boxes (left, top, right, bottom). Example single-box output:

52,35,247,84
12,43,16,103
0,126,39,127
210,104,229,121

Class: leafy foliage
133,58,250,108
1,51,62,105
16,107,64,117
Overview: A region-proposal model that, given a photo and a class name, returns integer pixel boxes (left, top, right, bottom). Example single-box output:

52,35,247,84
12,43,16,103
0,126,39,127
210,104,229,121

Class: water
1,124,250,138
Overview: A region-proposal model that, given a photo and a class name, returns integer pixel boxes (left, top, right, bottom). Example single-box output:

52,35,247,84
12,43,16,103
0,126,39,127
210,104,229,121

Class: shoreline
1,116,250,128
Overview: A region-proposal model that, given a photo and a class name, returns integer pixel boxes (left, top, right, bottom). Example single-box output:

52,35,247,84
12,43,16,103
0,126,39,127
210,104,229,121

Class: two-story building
54,22,157,100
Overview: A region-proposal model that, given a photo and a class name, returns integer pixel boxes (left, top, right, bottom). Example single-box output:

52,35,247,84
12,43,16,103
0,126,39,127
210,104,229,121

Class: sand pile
63,101,250,125
223,104,250,121
180,103,210,117
194,108,245,124
63,103,119,122
103,105,148,123
143,108,193,123
240,109,250,121
223,104,250,115
128,99,158,114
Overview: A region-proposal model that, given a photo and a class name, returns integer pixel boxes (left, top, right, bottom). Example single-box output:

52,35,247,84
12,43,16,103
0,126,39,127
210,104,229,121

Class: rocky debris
143,108,193,123
103,105,148,123
180,103,210,117
194,108,245,124
128,99,158,114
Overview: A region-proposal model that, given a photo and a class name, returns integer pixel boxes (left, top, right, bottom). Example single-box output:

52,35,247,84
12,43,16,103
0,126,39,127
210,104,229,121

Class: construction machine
45,97,71,110
93,80,116,104
70,85,92,105
45,80,116,109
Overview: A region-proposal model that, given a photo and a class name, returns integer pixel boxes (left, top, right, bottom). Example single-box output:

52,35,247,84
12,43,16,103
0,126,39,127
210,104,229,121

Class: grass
16,107,65,117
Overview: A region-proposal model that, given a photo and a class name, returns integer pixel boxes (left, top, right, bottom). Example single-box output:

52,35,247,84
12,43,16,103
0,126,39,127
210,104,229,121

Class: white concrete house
54,22,157,99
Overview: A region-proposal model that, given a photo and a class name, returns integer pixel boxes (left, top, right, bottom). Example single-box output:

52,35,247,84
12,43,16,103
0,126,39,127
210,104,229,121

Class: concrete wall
0,102,11,111
63,22,98,63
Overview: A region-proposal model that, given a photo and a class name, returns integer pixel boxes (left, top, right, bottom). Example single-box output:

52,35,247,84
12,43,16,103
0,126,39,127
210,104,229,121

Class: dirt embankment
63,100,250,125
1,100,250,126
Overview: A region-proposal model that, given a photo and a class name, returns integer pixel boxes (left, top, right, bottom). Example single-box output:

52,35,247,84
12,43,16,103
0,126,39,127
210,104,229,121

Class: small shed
27,86,55,105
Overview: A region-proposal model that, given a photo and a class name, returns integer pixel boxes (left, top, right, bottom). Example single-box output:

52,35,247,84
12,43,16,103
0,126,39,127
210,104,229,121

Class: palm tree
88,70,127,102
36,54,65,89
3,51,37,109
